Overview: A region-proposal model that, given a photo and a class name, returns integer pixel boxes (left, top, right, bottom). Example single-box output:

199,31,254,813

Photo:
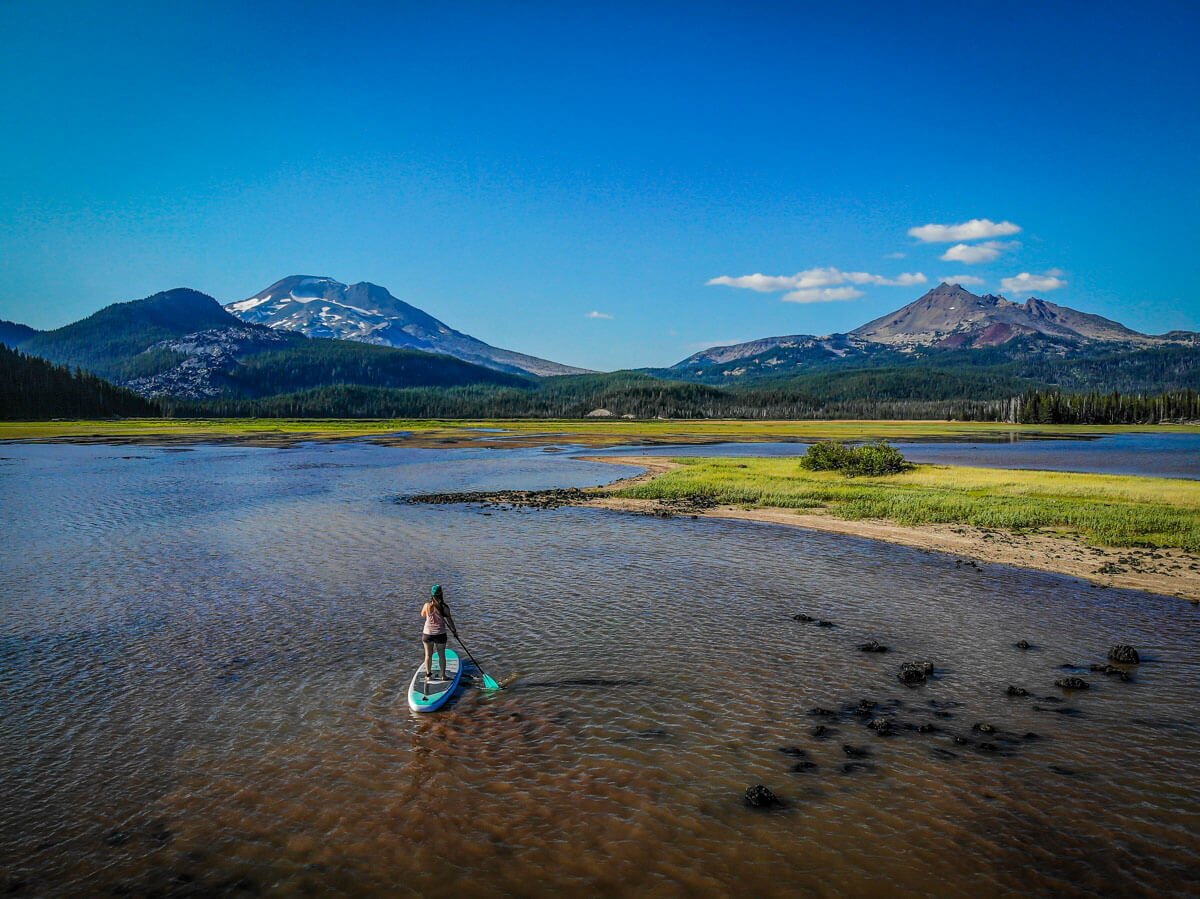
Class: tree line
1013,388,1200,424
0,345,158,419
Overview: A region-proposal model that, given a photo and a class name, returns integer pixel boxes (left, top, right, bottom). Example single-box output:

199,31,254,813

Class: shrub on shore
801,440,910,477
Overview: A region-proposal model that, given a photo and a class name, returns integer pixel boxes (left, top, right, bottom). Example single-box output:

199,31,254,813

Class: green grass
614,457,1200,553
2,417,1198,444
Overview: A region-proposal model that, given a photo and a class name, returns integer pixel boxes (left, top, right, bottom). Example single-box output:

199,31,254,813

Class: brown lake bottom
1,443,1198,897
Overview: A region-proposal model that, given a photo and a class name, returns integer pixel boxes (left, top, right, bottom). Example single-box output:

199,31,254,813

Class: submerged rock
842,744,870,759
858,640,889,653
791,613,816,623
1107,644,1140,664
1006,686,1030,697
852,699,878,717
898,661,934,686
811,724,835,738
1054,677,1090,690
789,760,818,772
867,717,893,734
1090,664,1133,680
778,746,808,757
1014,640,1032,650
807,707,836,718
744,784,782,808
972,722,996,734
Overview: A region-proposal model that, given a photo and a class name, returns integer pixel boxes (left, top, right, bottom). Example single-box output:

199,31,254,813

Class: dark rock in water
807,707,836,718
858,640,889,653
1055,677,1090,690
1107,644,1140,664
817,620,835,628
792,614,816,623
933,710,954,719
1014,640,1032,650
1023,732,1041,741
853,699,877,717
972,722,996,734
1090,664,1133,681
744,784,782,808
1038,695,1064,704
1049,765,1078,777
1006,686,1029,697
841,761,873,774
778,746,808,757
867,717,893,734
789,760,818,772
898,661,934,685
811,724,835,738
917,723,937,734
952,735,971,746
977,742,999,753
842,744,870,758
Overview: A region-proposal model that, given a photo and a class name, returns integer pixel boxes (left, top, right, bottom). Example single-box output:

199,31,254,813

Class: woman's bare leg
423,641,433,676
436,643,447,677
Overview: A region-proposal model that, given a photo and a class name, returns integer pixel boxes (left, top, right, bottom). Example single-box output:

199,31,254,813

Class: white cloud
1000,270,1067,294
939,274,986,287
884,251,907,259
783,287,864,303
707,267,926,299
585,310,614,320
940,240,1019,264
908,218,1022,243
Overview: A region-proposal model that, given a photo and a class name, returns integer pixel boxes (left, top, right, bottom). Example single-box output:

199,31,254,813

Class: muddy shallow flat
2,441,1198,896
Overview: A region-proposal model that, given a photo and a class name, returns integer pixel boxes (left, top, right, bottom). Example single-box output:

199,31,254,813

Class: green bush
845,441,909,476
800,440,854,471
800,440,909,477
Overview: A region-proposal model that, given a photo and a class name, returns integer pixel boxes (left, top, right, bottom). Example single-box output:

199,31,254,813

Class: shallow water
1,442,1198,897
587,432,1200,479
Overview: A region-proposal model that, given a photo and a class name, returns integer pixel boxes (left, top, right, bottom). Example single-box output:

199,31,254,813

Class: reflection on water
1,442,1198,896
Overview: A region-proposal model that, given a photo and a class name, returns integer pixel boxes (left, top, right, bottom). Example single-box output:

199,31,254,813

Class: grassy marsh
2,417,1198,446
614,457,1200,553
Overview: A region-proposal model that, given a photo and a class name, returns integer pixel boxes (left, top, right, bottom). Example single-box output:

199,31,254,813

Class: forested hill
0,320,39,348
0,345,158,419
20,288,239,378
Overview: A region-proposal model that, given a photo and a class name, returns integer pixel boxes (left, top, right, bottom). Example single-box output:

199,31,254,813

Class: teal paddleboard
407,647,463,712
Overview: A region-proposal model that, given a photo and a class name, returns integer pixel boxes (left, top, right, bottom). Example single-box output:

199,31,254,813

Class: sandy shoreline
579,455,1200,602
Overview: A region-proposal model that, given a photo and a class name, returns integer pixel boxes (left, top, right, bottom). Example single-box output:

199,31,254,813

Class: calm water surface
1,441,1198,897
588,432,1200,479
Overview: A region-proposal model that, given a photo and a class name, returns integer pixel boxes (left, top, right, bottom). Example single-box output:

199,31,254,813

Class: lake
1,439,1198,896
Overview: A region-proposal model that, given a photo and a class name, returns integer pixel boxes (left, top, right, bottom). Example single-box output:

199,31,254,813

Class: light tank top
423,603,446,635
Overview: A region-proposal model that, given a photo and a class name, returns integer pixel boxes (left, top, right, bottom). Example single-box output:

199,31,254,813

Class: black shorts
422,633,448,645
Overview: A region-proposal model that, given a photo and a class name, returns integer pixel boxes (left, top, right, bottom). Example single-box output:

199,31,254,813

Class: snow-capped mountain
226,276,587,376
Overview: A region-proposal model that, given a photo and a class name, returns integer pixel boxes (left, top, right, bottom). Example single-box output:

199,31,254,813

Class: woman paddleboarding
421,584,450,679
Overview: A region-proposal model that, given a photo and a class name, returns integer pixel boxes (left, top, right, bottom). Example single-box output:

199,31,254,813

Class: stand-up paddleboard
407,647,463,712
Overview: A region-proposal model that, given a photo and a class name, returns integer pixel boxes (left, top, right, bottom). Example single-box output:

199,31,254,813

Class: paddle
443,609,502,691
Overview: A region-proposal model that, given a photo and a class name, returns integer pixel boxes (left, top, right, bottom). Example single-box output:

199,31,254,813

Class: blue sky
1,1,1197,370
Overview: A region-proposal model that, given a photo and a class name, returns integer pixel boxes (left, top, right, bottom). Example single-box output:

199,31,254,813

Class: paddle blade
481,673,502,691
